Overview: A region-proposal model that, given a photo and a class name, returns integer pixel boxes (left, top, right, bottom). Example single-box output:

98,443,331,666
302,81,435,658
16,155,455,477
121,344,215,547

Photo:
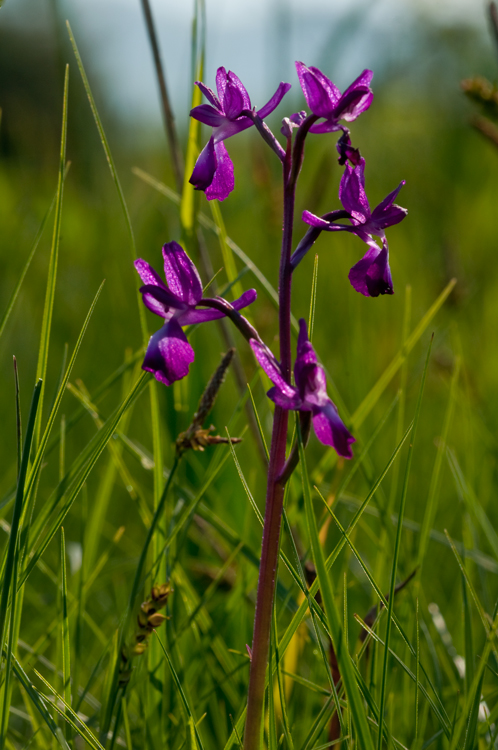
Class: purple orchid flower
295,62,373,134
135,241,256,385
250,319,355,458
190,67,291,201
302,158,407,297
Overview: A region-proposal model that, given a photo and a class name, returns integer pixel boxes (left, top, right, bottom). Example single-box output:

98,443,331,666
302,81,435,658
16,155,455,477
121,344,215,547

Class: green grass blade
153,632,205,750
0,200,55,344
376,337,432,750
417,356,460,569
0,380,42,651
247,384,270,461
298,417,375,750
34,66,69,447
60,529,71,744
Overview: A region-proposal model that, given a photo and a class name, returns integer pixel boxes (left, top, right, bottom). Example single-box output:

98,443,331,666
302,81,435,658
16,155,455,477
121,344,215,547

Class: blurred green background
1,0,498,746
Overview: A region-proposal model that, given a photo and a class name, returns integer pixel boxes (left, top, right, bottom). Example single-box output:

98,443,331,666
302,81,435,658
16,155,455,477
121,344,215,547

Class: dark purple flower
302,158,407,297
295,62,373,134
250,320,354,458
336,130,361,166
190,67,291,201
135,241,257,385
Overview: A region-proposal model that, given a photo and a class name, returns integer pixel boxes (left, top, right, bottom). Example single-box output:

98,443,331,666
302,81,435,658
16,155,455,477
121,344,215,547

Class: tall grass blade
298,417,375,750
0,380,42,652
308,254,319,342
34,66,69,446
59,529,71,743
377,337,433,750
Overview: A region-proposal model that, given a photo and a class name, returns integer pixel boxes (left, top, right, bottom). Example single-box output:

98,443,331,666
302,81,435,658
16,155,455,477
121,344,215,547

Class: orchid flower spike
135,241,256,385
250,320,355,458
189,67,291,201
295,62,373,134
302,158,407,297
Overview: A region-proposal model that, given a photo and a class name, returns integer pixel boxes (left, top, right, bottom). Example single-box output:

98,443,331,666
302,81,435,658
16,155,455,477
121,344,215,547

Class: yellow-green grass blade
180,57,202,240
376,337,432,750
247,383,270,461
33,671,105,750
34,66,69,448
298,419,375,750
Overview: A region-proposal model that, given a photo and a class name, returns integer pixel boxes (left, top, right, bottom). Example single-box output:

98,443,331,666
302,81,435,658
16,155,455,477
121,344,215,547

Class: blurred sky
0,0,491,129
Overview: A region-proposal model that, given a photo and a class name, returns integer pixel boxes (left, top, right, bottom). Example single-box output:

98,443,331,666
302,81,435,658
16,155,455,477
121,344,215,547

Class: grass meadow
1,2,498,748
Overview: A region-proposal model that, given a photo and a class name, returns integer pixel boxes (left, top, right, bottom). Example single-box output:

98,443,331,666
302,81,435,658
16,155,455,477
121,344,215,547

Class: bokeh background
1,0,498,745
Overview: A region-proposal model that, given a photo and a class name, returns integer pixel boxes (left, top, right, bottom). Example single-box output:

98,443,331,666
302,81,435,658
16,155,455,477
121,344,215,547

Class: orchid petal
142,318,195,386
195,80,221,110
295,62,340,117
348,243,393,297
162,241,203,306
190,137,217,191
134,259,168,289
250,340,298,400
312,403,355,457
267,386,303,410
339,160,370,222
205,142,235,201
139,284,186,318
257,81,292,119
189,104,228,128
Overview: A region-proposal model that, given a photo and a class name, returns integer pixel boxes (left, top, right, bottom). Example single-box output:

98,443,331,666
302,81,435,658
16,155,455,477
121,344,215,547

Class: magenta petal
339,160,370,222
189,104,227,128
296,319,317,367
139,284,186,318
162,241,203,306
267,386,303,410
312,403,355,458
257,81,292,118
142,318,195,386
337,89,374,122
190,137,217,191
373,180,405,214
134,259,168,289
250,340,297,400
348,243,393,297
222,76,246,119
195,80,221,110
301,210,333,229
205,142,235,201
295,62,340,117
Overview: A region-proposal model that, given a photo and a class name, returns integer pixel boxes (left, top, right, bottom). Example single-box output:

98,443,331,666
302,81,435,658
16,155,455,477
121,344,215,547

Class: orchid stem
243,127,306,750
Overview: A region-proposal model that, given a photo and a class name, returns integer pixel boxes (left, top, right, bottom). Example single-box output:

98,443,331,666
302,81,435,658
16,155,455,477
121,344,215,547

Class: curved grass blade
34,66,69,447
60,529,71,744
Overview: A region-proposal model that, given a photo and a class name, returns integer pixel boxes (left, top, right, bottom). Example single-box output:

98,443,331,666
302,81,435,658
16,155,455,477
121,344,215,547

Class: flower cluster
135,60,407,461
